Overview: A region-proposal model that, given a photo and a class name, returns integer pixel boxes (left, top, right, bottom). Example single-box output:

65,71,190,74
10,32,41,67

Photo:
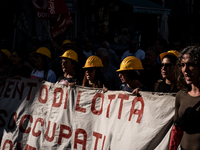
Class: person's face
61,58,74,73
181,53,200,85
85,67,96,82
161,57,175,79
34,54,43,67
11,52,22,66
145,50,157,66
118,71,129,83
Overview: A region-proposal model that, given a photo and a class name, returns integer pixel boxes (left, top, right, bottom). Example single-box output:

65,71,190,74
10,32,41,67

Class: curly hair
176,46,200,91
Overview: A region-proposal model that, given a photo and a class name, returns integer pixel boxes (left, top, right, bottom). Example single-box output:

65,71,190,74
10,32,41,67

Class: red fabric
169,125,183,150
48,0,73,39
32,0,73,39
32,0,50,20
48,0,69,15
51,13,73,39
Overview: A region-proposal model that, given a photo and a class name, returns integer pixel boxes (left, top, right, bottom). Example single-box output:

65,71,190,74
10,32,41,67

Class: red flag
32,0,73,39
51,13,73,39
32,0,50,20
48,0,69,15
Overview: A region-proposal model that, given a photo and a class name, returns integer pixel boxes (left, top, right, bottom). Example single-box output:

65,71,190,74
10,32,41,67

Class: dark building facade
1,0,200,51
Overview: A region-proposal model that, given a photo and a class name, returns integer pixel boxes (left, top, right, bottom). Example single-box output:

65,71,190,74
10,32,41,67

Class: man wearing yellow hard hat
56,50,83,86
117,56,148,95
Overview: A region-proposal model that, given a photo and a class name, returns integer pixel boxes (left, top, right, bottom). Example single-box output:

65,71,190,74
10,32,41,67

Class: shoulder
176,90,186,97
122,50,130,55
48,69,56,75
154,79,163,91
136,49,145,54
175,90,188,105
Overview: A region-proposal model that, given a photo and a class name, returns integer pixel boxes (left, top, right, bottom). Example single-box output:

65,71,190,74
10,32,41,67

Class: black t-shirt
155,80,178,93
57,73,83,86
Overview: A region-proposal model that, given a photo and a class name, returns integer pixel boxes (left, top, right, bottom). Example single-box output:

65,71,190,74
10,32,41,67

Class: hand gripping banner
0,78,175,150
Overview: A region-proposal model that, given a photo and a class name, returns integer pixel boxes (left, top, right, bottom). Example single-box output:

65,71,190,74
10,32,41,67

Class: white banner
0,78,175,150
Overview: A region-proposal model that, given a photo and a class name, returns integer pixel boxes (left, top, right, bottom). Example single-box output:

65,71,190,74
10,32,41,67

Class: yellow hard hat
60,50,78,62
0,49,11,60
117,56,144,72
160,50,180,61
35,47,51,59
62,39,72,46
83,55,103,68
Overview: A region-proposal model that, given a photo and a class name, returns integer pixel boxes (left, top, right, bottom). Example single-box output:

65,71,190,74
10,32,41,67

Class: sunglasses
85,67,95,72
161,63,173,68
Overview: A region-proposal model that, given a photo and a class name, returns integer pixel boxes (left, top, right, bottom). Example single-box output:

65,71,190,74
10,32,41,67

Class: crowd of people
1,35,200,149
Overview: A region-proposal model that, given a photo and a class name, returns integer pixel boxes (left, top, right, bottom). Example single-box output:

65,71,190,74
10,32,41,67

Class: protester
11,49,32,78
30,47,56,83
56,50,83,86
51,39,73,80
121,38,145,62
0,49,13,78
101,41,120,68
140,47,161,91
96,48,121,90
169,46,200,150
154,50,179,93
82,55,108,92
117,56,147,96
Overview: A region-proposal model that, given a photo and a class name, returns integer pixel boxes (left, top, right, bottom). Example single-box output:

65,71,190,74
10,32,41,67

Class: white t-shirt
121,49,145,61
30,69,56,83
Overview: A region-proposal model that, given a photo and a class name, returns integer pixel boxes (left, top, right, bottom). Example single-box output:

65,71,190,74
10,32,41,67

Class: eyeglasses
161,63,173,68
85,68,95,72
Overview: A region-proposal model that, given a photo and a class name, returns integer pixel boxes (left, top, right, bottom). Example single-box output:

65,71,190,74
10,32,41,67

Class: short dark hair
162,55,177,65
